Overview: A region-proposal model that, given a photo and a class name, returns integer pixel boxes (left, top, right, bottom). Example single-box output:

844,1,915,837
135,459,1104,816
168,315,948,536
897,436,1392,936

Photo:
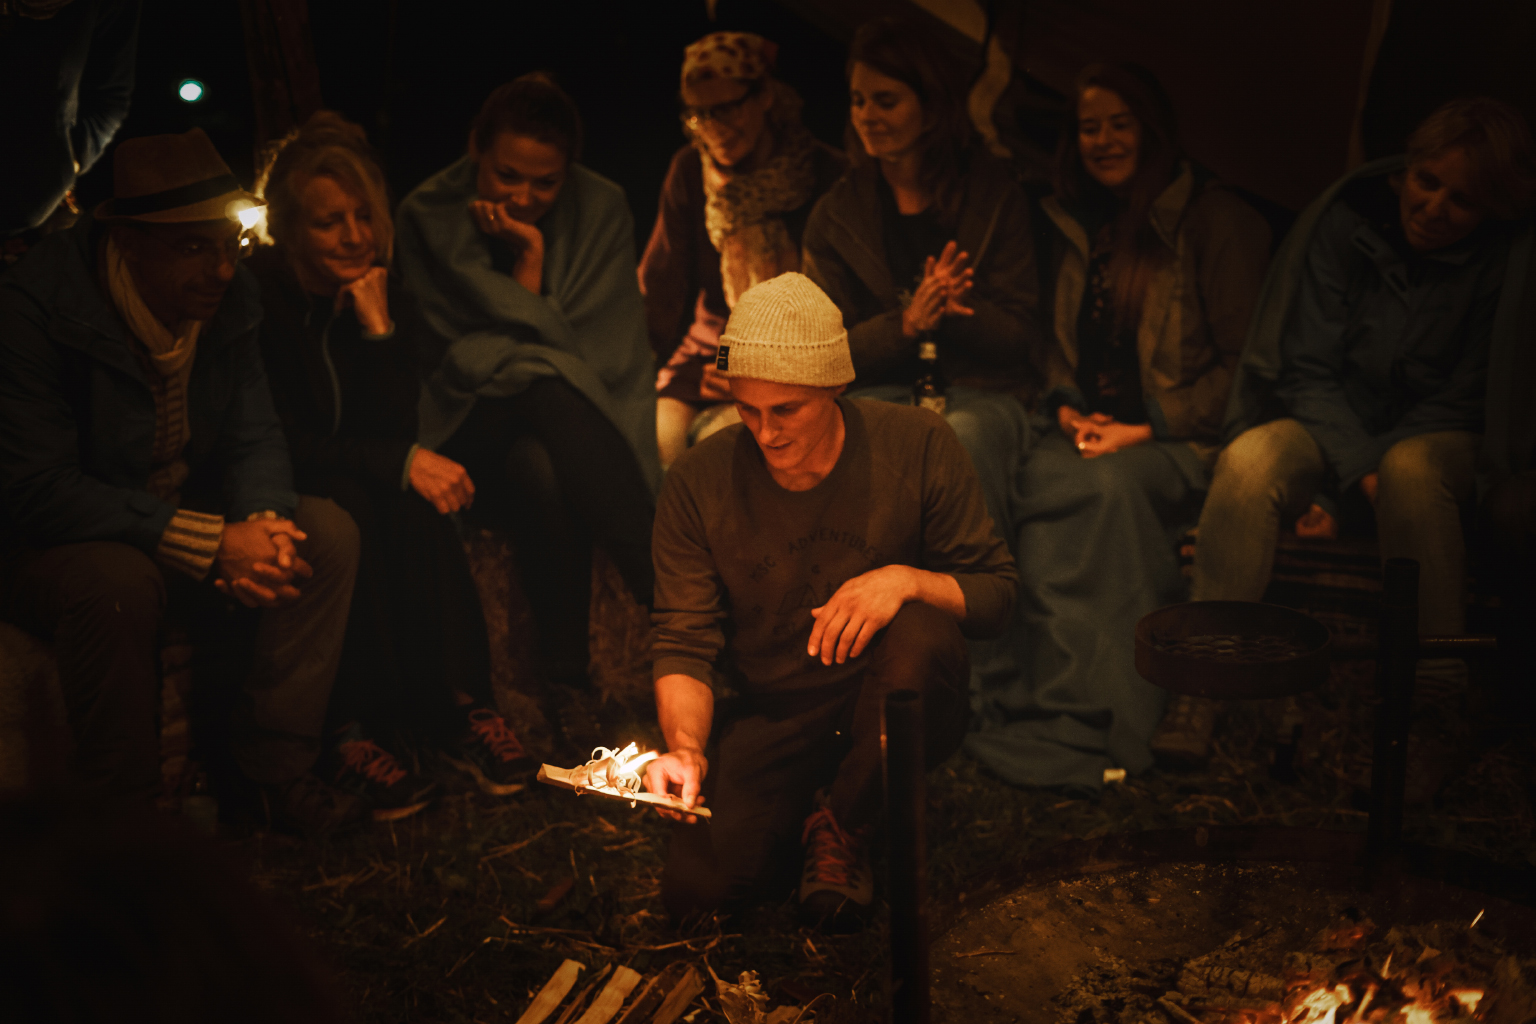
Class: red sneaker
798,802,873,930
442,707,536,796
332,733,436,822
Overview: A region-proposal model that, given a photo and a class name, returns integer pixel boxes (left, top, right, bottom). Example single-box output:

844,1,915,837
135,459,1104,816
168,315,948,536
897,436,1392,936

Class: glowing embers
1189,910,1508,1024
1282,983,1349,1024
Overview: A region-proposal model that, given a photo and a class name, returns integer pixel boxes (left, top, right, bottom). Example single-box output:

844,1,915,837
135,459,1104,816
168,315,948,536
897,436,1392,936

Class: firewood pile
1056,912,1536,1024
513,961,818,1024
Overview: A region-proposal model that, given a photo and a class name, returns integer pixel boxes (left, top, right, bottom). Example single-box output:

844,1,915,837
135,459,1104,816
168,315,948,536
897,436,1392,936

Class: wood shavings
538,743,712,818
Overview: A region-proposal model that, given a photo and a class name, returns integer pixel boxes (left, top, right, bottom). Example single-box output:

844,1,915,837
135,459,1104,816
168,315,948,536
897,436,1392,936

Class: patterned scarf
105,235,202,498
700,120,817,308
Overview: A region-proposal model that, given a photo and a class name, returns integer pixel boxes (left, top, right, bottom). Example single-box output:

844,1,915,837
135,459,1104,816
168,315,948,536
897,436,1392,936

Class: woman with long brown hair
803,20,1038,566
802,15,1041,722
966,63,1271,794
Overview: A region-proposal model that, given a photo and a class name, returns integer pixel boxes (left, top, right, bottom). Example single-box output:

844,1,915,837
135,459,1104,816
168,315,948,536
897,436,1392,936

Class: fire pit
928,827,1536,1023
923,560,1530,1023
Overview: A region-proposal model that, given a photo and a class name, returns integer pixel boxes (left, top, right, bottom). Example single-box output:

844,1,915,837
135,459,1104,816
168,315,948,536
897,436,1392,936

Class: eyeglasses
681,80,764,130
130,225,257,266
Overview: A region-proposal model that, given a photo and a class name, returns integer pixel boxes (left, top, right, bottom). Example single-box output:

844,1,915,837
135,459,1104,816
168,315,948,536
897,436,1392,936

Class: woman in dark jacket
967,63,1270,793
252,113,532,818
642,31,845,468
802,17,1038,698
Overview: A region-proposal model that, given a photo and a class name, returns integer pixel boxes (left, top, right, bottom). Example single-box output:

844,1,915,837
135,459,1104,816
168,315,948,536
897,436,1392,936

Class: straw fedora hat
95,128,263,224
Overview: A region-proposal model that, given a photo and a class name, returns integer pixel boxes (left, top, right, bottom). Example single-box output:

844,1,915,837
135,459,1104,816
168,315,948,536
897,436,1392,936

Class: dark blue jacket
0,215,296,556
0,0,140,235
1275,173,1508,491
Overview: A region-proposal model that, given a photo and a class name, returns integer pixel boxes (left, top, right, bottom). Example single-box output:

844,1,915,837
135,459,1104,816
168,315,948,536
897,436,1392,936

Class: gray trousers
2,496,359,801
1192,419,1478,683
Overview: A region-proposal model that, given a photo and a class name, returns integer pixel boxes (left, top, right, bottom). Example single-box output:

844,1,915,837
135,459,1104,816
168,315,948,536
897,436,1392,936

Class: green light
178,79,205,103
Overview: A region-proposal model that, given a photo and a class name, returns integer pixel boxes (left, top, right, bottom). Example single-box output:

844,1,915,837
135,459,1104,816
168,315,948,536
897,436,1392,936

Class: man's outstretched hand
808,564,920,666
644,748,709,824
214,519,313,609
808,564,968,666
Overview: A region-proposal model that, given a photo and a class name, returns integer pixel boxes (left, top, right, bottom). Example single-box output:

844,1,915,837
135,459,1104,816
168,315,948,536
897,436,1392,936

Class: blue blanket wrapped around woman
395,155,661,493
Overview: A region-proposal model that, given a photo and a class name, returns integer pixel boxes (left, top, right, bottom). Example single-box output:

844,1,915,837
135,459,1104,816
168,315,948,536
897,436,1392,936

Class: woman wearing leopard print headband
640,31,845,469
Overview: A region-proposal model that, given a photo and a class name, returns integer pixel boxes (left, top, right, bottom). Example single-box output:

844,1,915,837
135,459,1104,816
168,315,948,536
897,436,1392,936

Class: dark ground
240,646,1535,1024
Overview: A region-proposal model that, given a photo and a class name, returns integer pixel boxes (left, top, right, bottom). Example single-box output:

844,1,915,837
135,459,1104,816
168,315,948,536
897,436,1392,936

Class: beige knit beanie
715,272,855,386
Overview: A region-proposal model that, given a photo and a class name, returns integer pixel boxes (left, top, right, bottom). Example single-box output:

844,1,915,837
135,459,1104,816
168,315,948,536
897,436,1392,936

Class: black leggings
325,475,491,735
441,377,655,680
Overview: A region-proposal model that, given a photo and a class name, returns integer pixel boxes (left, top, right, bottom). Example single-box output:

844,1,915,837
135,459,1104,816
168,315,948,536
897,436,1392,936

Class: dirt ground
242,643,1536,1024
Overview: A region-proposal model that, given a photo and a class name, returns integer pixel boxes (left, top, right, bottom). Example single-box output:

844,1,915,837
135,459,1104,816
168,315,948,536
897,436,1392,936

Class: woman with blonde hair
253,111,533,821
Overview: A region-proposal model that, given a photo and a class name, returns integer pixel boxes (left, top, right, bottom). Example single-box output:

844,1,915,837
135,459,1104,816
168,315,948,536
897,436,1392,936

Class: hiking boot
442,706,537,796
260,772,365,835
331,729,437,822
797,803,873,932
1150,694,1219,770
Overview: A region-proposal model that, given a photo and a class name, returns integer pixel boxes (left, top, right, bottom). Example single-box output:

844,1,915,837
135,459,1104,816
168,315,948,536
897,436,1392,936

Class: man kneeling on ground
642,272,1017,928
0,129,361,830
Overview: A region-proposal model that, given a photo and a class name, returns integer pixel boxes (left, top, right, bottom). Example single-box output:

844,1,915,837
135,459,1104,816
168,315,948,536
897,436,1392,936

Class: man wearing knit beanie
644,273,1016,928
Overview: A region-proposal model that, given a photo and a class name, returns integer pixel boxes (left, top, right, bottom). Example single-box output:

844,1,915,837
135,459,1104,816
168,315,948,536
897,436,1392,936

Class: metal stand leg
1367,557,1419,873
884,689,929,1024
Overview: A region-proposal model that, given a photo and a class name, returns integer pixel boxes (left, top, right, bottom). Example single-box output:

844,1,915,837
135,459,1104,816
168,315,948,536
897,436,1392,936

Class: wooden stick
573,966,643,1024
480,822,583,865
1155,998,1202,1024
651,966,704,1024
537,764,714,819
514,960,584,1024
614,964,686,1024
554,965,612,1024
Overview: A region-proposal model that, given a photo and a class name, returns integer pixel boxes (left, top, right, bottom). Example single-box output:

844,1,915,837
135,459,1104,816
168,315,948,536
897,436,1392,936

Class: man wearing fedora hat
0,129,367,829
641,273,1016,928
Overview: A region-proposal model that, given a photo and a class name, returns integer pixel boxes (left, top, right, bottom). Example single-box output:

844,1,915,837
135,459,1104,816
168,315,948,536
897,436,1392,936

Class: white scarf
105,234,202,461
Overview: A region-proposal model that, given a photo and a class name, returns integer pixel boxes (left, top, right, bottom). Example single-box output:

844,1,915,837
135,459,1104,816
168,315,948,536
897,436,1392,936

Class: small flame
582,742,659,799
1286,983,1350,1024
1344,982,1376,1023
1468,908,1484,929
1449,988,1484,1012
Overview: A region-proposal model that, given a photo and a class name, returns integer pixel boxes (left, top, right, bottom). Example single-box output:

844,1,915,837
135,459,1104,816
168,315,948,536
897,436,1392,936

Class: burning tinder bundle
538,743,712,819
1058,911,1536,1024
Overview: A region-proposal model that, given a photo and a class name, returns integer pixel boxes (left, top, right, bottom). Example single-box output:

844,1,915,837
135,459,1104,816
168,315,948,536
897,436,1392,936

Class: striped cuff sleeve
156,509,225,581
401,443,420,492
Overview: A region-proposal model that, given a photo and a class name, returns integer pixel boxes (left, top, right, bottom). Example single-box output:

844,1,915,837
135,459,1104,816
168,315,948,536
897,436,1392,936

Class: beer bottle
913,338,947,415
